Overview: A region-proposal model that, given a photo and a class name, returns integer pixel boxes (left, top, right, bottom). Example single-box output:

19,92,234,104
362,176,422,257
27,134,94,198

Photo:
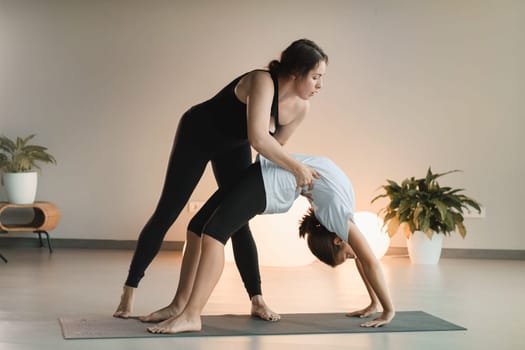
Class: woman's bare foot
113,285,135,318
139,305,180,323
250,295,280,321
147,314,202,334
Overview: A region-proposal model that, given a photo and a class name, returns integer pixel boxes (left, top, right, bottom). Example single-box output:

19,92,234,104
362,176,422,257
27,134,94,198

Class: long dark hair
268,39,328,78
299,208,342,267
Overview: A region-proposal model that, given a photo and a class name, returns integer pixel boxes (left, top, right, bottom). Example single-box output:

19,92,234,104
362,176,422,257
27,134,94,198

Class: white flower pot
406,230,443,264
2,172,38,204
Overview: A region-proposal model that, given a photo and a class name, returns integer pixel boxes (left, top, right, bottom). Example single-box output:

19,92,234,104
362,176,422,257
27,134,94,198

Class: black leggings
188,162,266,244
125,107,263,298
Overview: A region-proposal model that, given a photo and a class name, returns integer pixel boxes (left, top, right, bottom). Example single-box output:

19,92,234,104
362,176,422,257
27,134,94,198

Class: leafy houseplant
372,168,482,240
0,134,56,204
0,134,56,173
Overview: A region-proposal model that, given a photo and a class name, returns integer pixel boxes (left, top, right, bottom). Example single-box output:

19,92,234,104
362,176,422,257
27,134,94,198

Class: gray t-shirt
259,154,355,242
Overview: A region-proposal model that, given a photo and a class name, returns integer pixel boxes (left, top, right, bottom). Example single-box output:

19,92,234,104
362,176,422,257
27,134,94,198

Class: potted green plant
0,134,56,204
372,167,481,264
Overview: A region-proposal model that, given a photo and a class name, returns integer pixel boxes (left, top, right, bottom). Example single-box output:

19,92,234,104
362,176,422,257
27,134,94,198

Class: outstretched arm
346,220,395,327
245,71,319,189
346,258,380,318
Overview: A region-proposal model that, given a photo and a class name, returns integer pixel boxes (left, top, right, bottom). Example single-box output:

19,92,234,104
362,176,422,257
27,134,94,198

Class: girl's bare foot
147,314,202,334
139,305,180,323
113,286,135,318
250,295,280,321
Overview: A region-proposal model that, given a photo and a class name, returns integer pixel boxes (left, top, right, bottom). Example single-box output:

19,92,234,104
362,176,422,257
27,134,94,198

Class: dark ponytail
268,39,328,78
299,208,341,267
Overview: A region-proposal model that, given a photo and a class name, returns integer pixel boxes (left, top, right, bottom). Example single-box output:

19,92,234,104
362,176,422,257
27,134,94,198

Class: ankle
181,308,202,321
122,285,135,298
251,295,265,306
170,295,189,311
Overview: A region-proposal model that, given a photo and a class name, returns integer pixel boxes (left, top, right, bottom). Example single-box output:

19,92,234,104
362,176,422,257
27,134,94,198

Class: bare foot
147,314,202,334
250,295,280,321
113,285,135,318
139,305,180,323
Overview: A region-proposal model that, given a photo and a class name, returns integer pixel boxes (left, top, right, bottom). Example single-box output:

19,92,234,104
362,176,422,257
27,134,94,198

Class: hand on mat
346,304,378,319
359,310,395,328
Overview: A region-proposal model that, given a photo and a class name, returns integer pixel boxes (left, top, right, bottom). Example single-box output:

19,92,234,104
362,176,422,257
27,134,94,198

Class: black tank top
202,70,279,141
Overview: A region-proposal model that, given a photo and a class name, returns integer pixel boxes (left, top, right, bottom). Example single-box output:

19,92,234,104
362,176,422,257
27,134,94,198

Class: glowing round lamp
225,196,315,266
353,211,390,259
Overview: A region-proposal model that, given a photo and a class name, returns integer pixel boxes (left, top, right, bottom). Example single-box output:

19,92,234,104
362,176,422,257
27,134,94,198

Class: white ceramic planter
2,172,38,204
406,230,443,264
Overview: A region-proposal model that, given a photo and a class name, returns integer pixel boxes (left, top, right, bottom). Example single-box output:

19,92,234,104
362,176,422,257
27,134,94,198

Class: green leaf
0,135,16,153
432,199,448,221
386,215,400,237
457,221,466,238
390,197,401,209
408,220,416,233
386,180,401,189
371,193,387,203
425,167,433,187
22,134,36,144
420,209,430,233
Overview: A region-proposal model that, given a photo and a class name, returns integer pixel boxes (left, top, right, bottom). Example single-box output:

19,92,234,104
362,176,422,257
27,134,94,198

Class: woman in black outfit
113,39,328,321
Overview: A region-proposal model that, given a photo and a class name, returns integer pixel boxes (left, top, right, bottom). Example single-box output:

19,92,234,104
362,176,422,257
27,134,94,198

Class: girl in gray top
145,154,395,334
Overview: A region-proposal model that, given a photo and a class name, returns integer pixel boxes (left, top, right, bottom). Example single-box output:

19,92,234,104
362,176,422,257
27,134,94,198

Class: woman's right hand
294,163,320,190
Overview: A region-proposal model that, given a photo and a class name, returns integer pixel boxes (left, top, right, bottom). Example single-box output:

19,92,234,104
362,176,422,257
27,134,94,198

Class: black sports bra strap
269,71,279,127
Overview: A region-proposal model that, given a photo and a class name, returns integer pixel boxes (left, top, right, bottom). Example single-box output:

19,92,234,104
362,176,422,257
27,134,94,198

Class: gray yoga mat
59,311,465,339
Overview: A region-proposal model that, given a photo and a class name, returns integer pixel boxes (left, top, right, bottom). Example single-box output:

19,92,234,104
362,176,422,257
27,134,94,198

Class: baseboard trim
0,237,184,251
386,247,525,260
1,237,524,260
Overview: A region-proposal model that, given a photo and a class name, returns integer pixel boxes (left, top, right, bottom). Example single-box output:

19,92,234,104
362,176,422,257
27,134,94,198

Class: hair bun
268,59,281,74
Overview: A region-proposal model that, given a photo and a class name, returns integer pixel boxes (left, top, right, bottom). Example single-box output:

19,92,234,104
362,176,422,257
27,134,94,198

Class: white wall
1,0,523,250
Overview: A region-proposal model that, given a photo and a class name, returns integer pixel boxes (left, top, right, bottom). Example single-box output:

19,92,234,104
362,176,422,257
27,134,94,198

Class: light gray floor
0,247,523,350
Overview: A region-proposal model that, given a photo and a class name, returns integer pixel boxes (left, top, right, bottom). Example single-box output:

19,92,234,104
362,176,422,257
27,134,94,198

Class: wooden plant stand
0,201,61,263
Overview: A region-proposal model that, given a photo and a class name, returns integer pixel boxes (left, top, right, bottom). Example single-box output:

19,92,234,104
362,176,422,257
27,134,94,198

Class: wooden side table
0,201,61,262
